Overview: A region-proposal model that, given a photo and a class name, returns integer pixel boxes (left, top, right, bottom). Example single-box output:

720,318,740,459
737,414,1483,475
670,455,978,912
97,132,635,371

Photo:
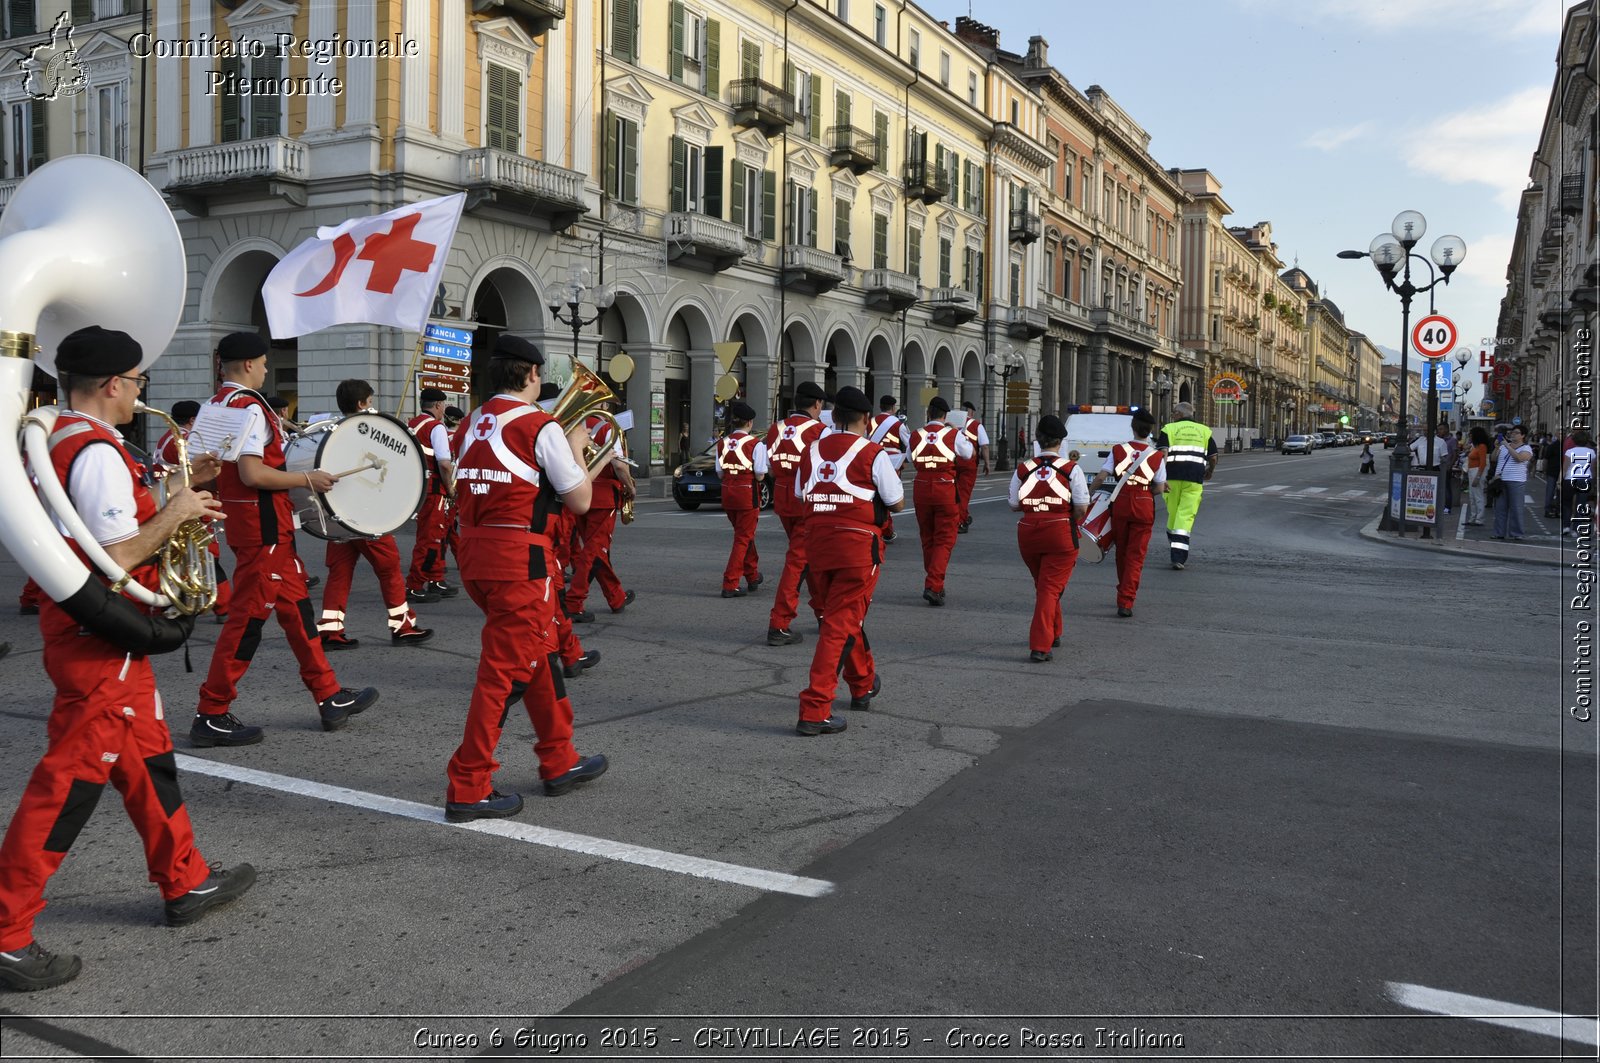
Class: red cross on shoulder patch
472,413,496,440
817,461,838,481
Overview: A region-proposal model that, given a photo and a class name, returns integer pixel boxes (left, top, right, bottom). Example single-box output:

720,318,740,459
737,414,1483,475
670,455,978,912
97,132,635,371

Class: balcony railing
1006,304,1048,340
0,177,19,212
862,268,919,311
666,212,748,269
471,0,566,34
903,161,948,205
1560,172,1586,216
781,243,847,292
166,136,309,187
828,125,880,175
928,287,978,325
1008,208,1041,245
461,148,585,207
730,78,795,136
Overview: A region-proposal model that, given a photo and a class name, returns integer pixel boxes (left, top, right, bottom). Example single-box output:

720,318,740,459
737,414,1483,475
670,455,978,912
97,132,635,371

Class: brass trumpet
549,361,626,477
139,402,219,616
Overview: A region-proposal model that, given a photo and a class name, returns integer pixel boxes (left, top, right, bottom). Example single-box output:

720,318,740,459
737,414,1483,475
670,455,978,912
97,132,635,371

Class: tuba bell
548,361,626,476
0,155,197,652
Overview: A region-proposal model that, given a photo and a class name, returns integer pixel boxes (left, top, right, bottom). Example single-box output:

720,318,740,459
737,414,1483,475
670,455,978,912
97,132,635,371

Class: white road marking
1386,981,1599,1047
1340,489,1368,498
1294,487,1328,495
175,755,835,899
1215,482,1247,490
1258,485,1291,493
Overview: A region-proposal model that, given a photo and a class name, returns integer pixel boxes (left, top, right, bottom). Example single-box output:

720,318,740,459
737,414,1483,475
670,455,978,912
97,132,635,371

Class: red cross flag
263,192,466,338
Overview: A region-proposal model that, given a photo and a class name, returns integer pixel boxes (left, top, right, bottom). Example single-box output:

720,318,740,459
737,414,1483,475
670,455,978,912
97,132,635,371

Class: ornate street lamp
546,267,616,378
986,347,1025,470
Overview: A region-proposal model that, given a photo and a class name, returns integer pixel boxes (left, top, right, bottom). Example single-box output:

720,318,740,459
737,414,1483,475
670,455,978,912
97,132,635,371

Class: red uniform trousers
1109,488,1155,610
563,507,625,613
208,538,233,618
769,510,821,630
913,480,959,592
320,535,414,635
448,574,580,803
0,624,210,949
198,543,341,716
798,536,880,723
19,577,41,610
1017,516,1079,653
407,493,453,590
722,508,760,591
955,463,978,525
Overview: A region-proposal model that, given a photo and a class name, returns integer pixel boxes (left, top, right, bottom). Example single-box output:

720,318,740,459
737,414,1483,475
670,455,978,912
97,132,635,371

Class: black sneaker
721,588,747,598
407,586,441,605
746,574,765,591
445,789,524,823
320,632,360,651
767,627,803,646
848,674,881,711
922,588,945,607
0,940,81,991
305,575,321,589
543,754,608,796
882,529,897,543
164,863,257,927
391,626,434,646
429,581,459,599
796,716,848,736
190,712,264,748
318,687,379,731
562,650,601,678
1117,606,1133,618
567,609,596,624
1029,650,1053,663
17,605,37,616
609,590,636,614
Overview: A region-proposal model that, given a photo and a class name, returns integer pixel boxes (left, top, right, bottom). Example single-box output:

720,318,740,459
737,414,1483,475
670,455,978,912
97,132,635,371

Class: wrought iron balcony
829,125,880,175
1008,208,1041,245
471,0,565,34
1560,172,1585,216
163,136,309,214
903,161,948,205
666,212,748,271
928,287,978,326
862,268,919,312
730,78,795,137
1005,304,1048,340
460,148,588,227
781,244,847,293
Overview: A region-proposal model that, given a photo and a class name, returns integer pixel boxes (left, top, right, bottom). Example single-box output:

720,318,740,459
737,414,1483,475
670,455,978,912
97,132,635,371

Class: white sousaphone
0,155,197,652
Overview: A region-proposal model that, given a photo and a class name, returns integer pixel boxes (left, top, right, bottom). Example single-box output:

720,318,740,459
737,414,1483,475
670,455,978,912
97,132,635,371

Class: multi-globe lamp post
1338,212,1466,536
547,267,615,375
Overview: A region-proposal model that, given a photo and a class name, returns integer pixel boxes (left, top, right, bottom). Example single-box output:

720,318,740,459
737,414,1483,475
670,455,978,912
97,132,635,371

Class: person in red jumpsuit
716,401,767,598
1089,407,1167,618
868,394,910,543
406,389,457,604
446,334,608,822
1008,415,1089,662
954,401,990,533
193,332,379,746
153,399,232,622
794,386,905,736
562,400,635,623
762,381,829,644
910,396,974,606
0,326,255,993
316,380,433,650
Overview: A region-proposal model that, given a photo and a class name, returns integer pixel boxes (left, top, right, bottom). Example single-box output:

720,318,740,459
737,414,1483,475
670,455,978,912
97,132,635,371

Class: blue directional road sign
1421,360,1452,391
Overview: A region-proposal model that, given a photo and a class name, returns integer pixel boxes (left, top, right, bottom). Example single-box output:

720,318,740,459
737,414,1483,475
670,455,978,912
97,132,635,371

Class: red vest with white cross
718,430,761,511
454,396,563,579
1016,455,1078,515
209,383,295,547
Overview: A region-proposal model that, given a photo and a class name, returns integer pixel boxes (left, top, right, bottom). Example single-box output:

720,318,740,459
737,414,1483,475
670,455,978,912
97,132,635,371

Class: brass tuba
549,361,625,476
140,402,219,615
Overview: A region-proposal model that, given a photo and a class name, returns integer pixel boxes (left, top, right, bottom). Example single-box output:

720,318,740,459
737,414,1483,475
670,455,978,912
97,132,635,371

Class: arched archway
204,245,297,411
823,326,860,397
902,339,928,411
864,333,894,404
932,345,957,404
666,301,717,450
959,349,983,411
469,266,548,406
597,288,657,465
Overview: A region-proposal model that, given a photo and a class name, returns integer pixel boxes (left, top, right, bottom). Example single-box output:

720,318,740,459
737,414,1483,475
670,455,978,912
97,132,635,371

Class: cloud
1456,232,1515,288
1304,121,1374,152
1235,0,1564,37
1404,87,1548,209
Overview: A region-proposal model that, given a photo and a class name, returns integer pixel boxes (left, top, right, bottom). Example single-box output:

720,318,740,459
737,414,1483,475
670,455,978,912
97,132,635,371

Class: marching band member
716,400,767,599
446,334,608,821
155,399,232,622
193,332,379,746
1008,415,1088,662
955,400,990,533
793,387,904,736
868,394,911,544
529,384,598,679
910,397,973,606
1088,408,1167,618
406,388,457,604
762,381,829,644
563,397,636,623
316,380,433,649
0,327,254,992
1158,401,1217,570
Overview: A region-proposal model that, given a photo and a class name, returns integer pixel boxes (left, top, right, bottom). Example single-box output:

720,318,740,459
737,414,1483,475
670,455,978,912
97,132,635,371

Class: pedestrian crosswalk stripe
1294,487,1328,495
1340,489,1367,497
1260,485,1290,493
1386,982,1599,1048
1215,483,1247,490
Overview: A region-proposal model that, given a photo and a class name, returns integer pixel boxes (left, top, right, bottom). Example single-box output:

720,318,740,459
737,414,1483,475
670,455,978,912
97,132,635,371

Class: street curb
1358,514,1565,567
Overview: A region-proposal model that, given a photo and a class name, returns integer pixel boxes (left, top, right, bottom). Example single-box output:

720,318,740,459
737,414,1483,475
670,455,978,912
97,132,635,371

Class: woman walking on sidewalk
1463,426,1490,525
1490,425,1533,540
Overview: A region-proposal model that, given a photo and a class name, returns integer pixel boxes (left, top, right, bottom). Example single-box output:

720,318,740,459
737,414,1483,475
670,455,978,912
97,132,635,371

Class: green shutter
611,0,637,62
741,40,760,81
603,112,618,199
219,56,242,142
834,89,849,131
939,238,951,287
669,135,686,212
805,190,817,247
72,0,92,23
486,65,504,149
26,101,44,173
704,18,720,99
975,250,985,301
762,170,777,241
252,55,282,137
704,147,723,218
668,1,684,83
621,118,638,204
834,197,849,258
8,0,34,36
975,164,984,214
873,110,888,173
873,213,888,270
809,75,822,142
730,163,746,228
908,226,922,278
949,151,959,206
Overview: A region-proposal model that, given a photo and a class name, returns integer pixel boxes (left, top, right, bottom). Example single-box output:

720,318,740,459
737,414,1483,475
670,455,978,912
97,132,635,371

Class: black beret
728,400,757,422
537,382,561,401
795,381,829,405
172,400,201,423
419,388,448,404
1131,406,1156,428
833,386,872,415
961,400,977,412
444,405,465,420
265,394,289,411
56,326,141,378
928,396,951,416
1037,415,1067,440
216,331,269,363
879,394,898,410
493,334,544,365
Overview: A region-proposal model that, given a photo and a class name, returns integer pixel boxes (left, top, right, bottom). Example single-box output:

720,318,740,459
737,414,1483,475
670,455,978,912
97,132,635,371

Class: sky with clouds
930,0,1574,397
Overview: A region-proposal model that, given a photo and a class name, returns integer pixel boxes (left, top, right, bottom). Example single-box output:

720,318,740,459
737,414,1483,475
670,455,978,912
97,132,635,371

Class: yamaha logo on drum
356,420,410,455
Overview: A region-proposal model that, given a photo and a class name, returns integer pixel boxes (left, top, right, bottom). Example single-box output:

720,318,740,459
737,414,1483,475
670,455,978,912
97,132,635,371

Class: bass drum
285,412,427,541
1077,487,1114,563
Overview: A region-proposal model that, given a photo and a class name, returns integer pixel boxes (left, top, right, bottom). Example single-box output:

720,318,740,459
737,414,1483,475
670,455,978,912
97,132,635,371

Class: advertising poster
1403,474,1438,525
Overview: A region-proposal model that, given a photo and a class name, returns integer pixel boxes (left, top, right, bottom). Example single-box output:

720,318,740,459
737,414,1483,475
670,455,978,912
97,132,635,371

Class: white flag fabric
263,192,466,338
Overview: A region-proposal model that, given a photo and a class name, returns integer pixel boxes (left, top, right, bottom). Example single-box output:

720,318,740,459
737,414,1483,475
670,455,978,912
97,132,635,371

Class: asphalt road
0,444,1588,1061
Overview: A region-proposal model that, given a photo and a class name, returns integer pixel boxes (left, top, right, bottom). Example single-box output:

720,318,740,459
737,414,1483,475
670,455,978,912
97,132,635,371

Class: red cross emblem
294,213,440,298
472,413,496,440
817,461,838,481
782,425,797,440
1037,467,1055,481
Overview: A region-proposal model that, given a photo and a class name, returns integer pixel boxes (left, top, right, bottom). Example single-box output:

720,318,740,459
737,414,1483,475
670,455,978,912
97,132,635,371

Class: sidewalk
1358,479,1568,567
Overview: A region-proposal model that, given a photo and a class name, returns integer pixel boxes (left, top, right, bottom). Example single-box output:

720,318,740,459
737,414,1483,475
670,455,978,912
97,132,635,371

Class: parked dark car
672,443,775,511
1382,432,1397,448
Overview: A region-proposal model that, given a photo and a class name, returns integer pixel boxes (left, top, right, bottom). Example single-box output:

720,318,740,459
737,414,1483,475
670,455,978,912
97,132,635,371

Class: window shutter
975,251,985,301
933,143,945,182
975,164,984,214
873,213,888,270
72,0,92,23
9,0,34,37
704,18,720,99
834,89,849,131
603,111,618,198
669,1,684,82
252,55,282,137
612,0,637,62
873,110,888,173
26,101,44,173
621,118,638,204
669,135,687,213
783,180,796,244
762,170,777,241
730,163,746,227
834,197,849,258
809,75,822,142
939,238,951,287
219,56,242,142
962,248,971,292
908,226,922,278
805,190,817,248
949,151,960,207
741,40,760,81
704,146,723,218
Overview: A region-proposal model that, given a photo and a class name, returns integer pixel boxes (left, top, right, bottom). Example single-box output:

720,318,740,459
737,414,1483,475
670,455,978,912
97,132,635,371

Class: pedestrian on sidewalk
1541,433,1563,518
1463,426,1490,526
1490,425,1533,540
1433,422,1459,513
1561,430,1595,537
1359,442,1375,474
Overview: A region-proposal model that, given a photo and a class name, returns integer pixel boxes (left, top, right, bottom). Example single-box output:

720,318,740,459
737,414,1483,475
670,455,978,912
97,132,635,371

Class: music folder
188,403,261,462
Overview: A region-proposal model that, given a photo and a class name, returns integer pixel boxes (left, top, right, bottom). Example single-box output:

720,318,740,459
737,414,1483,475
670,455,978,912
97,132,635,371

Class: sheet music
614,409,635,432
947,409,970,429
188,403,260,462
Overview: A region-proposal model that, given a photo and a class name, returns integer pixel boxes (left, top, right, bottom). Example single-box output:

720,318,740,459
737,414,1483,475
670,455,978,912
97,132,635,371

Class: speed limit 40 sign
1412,314,1457,359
